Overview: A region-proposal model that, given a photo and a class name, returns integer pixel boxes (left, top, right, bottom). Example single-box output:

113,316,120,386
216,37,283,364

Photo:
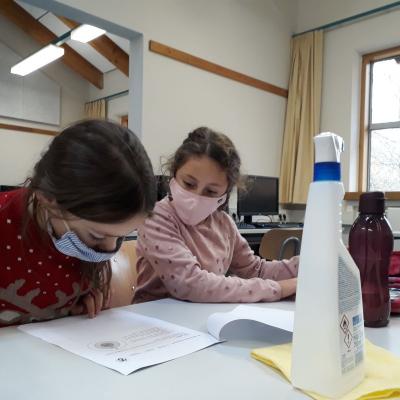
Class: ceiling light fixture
70,24,106,43
10,44,65,76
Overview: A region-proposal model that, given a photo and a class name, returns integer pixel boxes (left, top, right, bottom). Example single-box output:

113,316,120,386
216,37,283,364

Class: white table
1,299,399,400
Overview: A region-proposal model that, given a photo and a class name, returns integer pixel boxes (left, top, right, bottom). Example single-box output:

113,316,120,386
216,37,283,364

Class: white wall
319,8,400,227
0,14,89,185
107,95,128,123
0,118,53,186
0,42,61,125
54,0,296,177
88,68,128,100
88,69,129,123
295,1,399,196
0,15,88,127
320,9,400,190
296,0,396,33
280,4,400,228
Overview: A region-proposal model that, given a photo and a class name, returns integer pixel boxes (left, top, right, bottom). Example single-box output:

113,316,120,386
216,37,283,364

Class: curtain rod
293,1,400,37
89,90,129,103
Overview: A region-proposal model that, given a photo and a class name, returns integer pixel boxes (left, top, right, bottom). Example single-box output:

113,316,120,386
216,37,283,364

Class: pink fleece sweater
133,197,299,303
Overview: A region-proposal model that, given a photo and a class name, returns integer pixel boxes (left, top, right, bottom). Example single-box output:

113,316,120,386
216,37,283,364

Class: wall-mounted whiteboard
0,42,60,125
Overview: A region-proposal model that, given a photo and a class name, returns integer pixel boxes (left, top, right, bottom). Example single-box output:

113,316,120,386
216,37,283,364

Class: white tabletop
1,299,399,400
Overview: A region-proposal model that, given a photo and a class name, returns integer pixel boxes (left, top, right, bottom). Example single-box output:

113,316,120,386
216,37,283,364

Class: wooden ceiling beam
58,16,129,76
0,0,104,88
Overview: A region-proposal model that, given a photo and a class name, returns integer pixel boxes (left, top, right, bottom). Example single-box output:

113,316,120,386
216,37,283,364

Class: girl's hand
278,277,297,299
70,289,110,318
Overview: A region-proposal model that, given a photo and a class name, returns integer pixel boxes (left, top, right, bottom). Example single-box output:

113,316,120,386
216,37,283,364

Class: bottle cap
314,132,344,163
359,191,385,214
313,132,344,181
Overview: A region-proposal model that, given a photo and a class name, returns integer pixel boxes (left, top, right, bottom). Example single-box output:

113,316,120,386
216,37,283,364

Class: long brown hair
24,119,156,298
163,127,244,209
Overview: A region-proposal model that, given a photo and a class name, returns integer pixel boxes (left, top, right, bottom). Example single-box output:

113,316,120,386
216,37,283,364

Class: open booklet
207,305,294,340
19,304,294,375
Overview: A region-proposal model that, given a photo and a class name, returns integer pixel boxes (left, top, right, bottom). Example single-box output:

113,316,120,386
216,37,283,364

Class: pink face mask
169,178,227,226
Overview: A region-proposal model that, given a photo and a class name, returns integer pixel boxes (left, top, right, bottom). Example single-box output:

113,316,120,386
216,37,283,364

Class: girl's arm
228,218,299,282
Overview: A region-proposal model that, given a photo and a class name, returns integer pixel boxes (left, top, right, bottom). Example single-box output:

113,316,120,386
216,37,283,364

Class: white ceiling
16,0,130,73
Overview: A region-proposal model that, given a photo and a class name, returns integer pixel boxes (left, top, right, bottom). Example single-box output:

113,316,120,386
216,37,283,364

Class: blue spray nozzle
314,162,341,181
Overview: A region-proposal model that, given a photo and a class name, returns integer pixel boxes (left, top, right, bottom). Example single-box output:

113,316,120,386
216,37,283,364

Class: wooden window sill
345,192,400,201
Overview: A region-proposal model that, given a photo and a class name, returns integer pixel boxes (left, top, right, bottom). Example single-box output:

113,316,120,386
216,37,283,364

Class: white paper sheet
19,309,220,375
207,305,294,340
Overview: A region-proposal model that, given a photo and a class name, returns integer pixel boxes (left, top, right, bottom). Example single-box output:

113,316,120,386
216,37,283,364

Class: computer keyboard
236,222,303,229
254,222,303,228
236,221,303,229
236,222,256,229
253,222,279,228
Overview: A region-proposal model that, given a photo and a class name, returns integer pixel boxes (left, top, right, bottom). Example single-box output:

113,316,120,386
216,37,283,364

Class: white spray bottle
291,132,365,398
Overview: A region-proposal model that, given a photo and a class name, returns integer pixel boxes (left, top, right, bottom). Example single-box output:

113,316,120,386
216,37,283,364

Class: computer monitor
0,185,19,192
237,175,279,223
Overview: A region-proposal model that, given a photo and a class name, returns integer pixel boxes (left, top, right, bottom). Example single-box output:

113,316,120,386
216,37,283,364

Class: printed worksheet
19,309,220,375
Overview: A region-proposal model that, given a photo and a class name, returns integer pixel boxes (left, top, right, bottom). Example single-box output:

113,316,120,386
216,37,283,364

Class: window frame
352,44,400,200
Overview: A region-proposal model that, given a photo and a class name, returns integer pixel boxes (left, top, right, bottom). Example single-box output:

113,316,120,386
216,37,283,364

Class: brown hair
163,127,243,208
24,119,156,299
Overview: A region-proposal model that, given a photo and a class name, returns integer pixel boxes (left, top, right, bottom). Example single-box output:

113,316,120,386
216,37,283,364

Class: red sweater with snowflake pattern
0,189,87,326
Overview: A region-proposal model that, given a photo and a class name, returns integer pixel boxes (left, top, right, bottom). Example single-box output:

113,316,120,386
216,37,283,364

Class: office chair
109,240,138,307
259,228,302,261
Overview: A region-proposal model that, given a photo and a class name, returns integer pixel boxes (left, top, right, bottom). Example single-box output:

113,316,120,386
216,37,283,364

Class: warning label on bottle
338,256,364,374
340,314,350,333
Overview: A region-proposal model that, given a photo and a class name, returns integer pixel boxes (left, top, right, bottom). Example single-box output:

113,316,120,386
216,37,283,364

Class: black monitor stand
243,215,253,224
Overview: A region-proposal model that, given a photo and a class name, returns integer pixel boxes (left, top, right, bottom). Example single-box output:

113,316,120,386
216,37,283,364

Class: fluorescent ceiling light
11,44,64,76
70,24,106,43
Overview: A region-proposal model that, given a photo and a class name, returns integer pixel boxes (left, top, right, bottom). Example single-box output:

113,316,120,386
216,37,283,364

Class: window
368,56,400,190
358,46,400,193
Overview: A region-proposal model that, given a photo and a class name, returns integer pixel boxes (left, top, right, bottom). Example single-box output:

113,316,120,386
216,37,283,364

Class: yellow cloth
251,340,400,400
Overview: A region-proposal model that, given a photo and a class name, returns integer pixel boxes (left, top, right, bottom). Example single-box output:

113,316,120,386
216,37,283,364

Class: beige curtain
84,99,106,119
279,30,323,204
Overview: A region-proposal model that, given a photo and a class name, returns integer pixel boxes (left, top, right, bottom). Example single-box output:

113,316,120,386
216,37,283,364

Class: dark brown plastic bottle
349,192,393,327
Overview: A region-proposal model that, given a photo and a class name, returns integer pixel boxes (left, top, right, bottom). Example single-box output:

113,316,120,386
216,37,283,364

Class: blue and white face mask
48,218,123,263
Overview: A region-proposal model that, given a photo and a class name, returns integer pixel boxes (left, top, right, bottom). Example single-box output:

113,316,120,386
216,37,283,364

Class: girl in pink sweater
133,127,298,303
